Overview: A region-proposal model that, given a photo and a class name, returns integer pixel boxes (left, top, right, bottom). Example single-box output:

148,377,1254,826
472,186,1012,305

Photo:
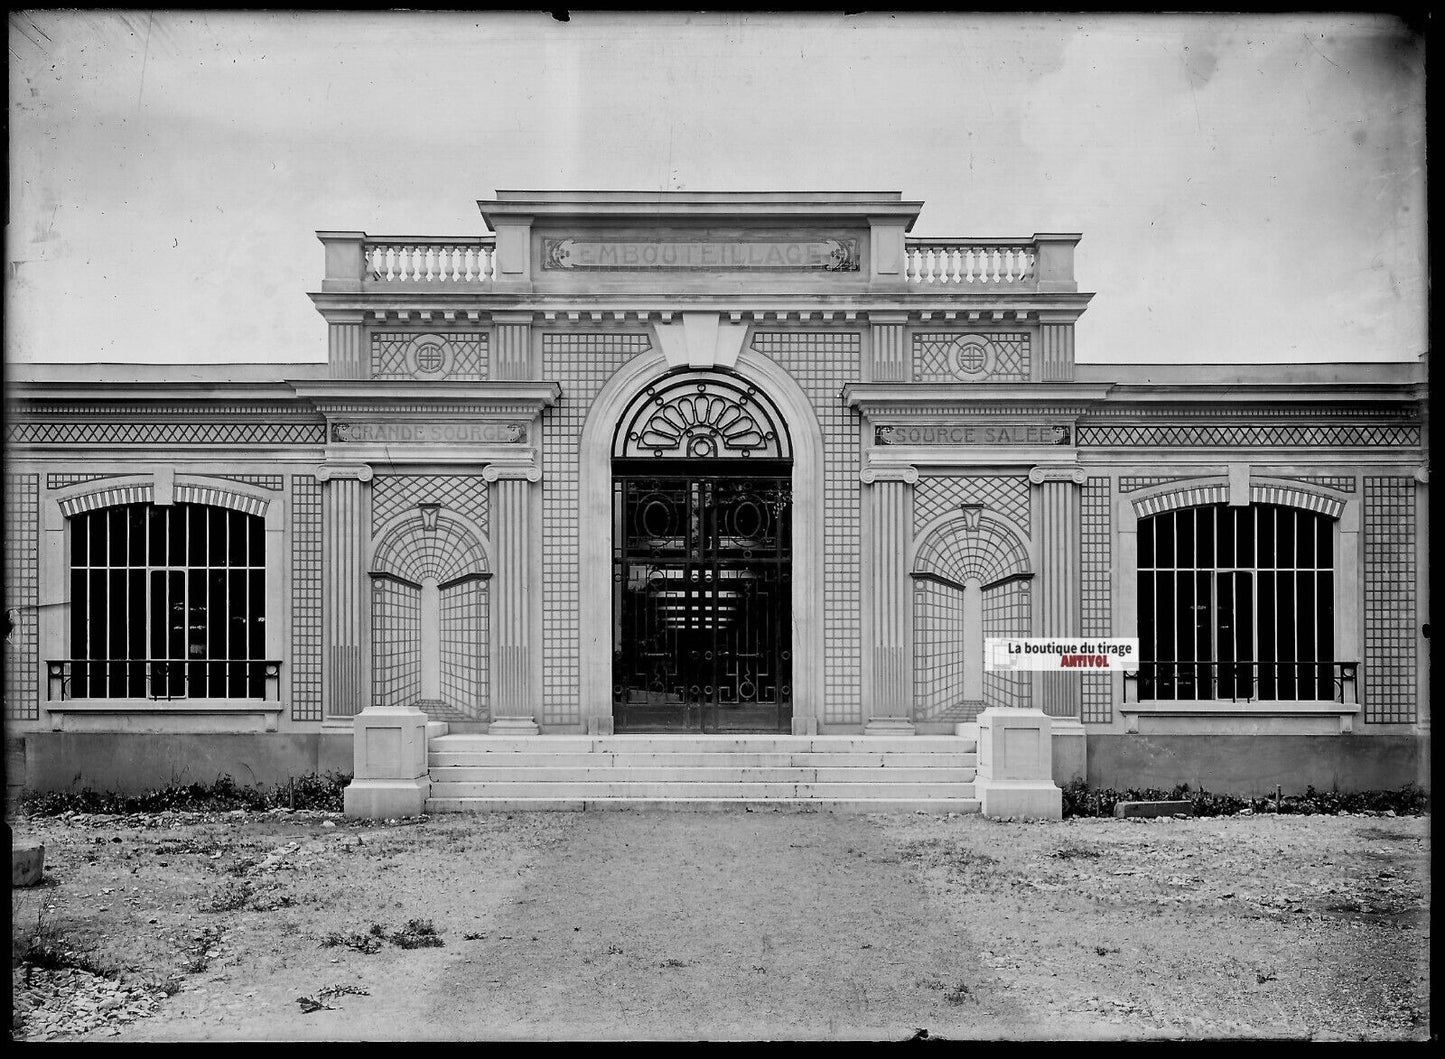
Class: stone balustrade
318,229,1077,294
363,237,497,285
904,240,1037,286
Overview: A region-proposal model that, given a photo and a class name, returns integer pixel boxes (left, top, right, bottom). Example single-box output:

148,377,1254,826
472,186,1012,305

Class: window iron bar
1124,661,1359,704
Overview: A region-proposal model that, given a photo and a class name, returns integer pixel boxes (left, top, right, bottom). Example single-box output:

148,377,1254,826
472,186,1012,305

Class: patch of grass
943,981,973,1005
198,880,253,913
900,838,999,870
1059,779,1429,819
389,918,443,949
181,926,225,974
321,931,383,954
12,897,111,979
1049,845,1102,860
14,771,354,816
320,919,442,953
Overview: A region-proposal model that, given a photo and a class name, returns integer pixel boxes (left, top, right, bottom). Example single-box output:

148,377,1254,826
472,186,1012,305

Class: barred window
1137,503,1334,700
68,503,266,698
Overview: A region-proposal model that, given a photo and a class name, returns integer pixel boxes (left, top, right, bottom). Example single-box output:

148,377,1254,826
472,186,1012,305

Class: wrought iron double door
612,461,792,732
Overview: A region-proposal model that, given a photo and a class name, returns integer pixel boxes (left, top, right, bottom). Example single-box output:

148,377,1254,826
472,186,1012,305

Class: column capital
483,462,542,483
316,463,374,483
861,466,919,485
1028,464,1087,486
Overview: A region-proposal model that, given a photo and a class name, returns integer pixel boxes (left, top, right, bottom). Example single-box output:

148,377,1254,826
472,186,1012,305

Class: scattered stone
13,836,45,885
1114,801,1194,819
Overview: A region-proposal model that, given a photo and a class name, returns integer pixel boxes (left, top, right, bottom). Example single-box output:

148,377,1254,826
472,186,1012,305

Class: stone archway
578,349,825,734
609,368,795,732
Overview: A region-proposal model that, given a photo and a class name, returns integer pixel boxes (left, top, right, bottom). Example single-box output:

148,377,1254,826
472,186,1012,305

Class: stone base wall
18,732,355,795
1086,733,1428,796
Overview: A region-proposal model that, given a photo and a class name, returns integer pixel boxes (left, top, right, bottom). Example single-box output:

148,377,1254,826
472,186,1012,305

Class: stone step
429,765,976,783
427,781,976,799
429,734,976,754
428,751,976,769
425,797,982,814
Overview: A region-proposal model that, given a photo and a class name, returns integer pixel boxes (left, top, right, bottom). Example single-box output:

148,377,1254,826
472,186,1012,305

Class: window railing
1124,661,1359,704
47,659,281,702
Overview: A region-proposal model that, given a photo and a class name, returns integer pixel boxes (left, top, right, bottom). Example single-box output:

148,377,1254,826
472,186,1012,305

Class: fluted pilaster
1038,322,1075,382
318,463,372,718
485,463,542,722
328,316,366,379
1031,464,1085,718
492,312,534,380
869,314,908,382
862,466,918,722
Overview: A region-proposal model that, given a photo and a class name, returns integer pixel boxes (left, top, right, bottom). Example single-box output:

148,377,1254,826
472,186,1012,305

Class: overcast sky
6,11,1427,366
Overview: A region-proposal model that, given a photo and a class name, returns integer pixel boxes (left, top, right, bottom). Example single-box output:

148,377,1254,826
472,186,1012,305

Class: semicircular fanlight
613,370,792,460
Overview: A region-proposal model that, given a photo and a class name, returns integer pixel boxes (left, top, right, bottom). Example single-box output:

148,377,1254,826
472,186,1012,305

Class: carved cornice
307,295,1095,322
1028,464,1089,485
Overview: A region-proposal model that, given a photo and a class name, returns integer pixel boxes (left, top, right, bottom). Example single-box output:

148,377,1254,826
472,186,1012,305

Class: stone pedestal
975,706,1062,819
343,705,430,819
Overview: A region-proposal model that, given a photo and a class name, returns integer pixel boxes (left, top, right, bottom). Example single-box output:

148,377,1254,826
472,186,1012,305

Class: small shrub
390,918,443,950
320,931,382,954
15,772,353,816
1060,780,1428,819
199,880,252,913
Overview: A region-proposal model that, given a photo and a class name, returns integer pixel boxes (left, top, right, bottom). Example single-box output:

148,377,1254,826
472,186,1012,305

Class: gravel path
10,807,1431,1041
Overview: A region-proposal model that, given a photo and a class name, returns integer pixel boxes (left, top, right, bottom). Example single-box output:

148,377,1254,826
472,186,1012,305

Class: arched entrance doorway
610,369,793,732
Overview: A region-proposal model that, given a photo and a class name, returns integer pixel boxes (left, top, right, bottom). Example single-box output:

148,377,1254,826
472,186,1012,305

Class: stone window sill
1123,700,1358,733
48,699,284,713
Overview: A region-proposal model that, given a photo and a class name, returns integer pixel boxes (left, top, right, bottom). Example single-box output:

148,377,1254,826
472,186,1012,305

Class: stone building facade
4,192,1429,797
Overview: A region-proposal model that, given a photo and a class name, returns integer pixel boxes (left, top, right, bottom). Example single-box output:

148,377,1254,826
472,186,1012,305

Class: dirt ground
9,807,1431,1042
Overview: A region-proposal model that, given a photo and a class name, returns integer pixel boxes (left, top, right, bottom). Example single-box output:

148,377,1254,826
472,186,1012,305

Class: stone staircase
424,733,980,813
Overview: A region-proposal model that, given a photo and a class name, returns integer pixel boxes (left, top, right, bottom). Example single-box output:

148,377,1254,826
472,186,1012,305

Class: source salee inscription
332,422,527,444
876,424,1072,446
543,237,858,271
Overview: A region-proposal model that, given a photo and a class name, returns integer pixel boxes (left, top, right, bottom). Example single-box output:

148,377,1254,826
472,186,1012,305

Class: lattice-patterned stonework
290,475,324,722
1119,476,1193,493
371,332,488,381
914,476,1030,535
1363,477,1417,724
1080,476,1113,724
541,333,654,726
10,423,327,446
1281,475,1357,493
752,331,863,726
1078,424,1420,448
914,332,1030,383
220,474,285,491
371,475,489,538
5,474,39,720
47,473,119,490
